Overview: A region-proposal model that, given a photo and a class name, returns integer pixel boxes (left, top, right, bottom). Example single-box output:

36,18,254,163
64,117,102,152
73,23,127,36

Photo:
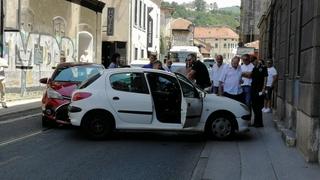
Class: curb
273,116,296,147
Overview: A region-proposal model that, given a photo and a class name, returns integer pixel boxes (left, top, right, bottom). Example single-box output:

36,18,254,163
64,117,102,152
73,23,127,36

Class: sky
163,0,240,8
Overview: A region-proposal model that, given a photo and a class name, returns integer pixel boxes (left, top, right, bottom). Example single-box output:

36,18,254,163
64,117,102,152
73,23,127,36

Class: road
0,111,206,179
1,110,320,180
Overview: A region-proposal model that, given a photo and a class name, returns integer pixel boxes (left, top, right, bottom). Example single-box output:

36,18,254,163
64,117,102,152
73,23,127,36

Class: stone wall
258,0,320,163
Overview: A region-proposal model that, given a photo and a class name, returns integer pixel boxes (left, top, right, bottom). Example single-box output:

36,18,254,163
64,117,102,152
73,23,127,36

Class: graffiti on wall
4,31,76,69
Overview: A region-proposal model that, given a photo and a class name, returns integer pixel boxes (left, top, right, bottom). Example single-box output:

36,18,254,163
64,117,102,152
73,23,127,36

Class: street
1,110,320,180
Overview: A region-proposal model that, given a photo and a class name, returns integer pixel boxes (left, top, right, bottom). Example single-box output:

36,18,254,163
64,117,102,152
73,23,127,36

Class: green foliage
161,1,240,29
194,0,206,11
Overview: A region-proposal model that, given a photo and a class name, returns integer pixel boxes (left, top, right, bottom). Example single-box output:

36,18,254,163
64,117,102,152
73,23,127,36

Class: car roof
56,62,104,69
104,67,176,76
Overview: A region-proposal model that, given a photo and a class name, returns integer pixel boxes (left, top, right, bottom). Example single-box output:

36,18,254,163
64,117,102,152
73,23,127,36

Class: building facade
160,6,174,59
170,18,194,47
258,0,320,164
194,26,239,61
2,0,104,97
101,0,161,67
240,0,268,44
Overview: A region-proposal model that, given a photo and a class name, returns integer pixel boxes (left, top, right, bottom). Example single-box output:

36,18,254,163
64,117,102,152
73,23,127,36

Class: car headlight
47,88,64,99
240,103,250,112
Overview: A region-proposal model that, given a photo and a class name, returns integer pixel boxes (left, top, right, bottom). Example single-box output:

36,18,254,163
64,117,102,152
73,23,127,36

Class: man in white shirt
0,58,8,108
219,56,243,102
210,55,226,94
263,59,278,113
241,54,254,109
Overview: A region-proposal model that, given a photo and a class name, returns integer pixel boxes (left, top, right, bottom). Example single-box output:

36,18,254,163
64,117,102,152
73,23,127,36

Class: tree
194,0,206,11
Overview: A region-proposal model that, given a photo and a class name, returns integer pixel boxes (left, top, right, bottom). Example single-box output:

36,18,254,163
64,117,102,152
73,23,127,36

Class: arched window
53,16,66,38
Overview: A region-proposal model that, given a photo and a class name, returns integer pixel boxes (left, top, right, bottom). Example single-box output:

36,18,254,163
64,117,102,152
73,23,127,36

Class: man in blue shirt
143,53,157,69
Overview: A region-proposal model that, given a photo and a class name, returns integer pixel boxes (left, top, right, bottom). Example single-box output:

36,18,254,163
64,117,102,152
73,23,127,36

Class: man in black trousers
251,59,268,127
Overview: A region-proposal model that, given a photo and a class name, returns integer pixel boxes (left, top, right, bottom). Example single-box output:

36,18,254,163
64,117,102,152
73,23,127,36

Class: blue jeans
242,86,251,108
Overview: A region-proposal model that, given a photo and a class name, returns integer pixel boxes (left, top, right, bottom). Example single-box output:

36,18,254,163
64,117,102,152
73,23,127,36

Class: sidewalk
0,98,42,118
200,113,320,180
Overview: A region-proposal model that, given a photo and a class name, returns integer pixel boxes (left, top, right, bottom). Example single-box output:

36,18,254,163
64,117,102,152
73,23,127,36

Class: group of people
211,54,278,127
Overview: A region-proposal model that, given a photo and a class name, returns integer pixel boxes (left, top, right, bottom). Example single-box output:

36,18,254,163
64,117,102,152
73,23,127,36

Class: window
215,43,218,48
141,49,144,58
223,53,226,59
143,4,146,29
224,43,227,48
53,17,66,38
134,0,138,25
156,13,159,38
139,0,142,27
228,43,230,49
52,65,103,83
110,73,149,94
134,48,138,60
177,74,198,98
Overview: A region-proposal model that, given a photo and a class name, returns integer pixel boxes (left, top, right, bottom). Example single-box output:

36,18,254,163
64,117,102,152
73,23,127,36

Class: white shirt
80,54,91,63
220,64,243,95
241,63,254,86
267,67,277,87
211,63,226,87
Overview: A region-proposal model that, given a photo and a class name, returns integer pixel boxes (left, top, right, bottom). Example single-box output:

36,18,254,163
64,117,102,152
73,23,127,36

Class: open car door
176,73,203,128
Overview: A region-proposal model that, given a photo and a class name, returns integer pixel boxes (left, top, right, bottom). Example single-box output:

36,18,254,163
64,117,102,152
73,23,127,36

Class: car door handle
113,97,120,100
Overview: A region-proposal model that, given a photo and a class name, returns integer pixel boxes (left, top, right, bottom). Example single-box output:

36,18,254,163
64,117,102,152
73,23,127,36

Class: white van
169,46,203,62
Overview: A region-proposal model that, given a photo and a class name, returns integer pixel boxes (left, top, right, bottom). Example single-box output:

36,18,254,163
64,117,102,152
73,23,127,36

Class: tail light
72,92,92,101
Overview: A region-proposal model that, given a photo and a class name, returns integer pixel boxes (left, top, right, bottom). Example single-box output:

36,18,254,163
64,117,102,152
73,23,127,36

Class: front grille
55,104,70,122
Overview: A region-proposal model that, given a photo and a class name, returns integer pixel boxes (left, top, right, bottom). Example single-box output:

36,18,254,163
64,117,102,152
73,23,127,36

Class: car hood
203,93,249,116
50,82,79,97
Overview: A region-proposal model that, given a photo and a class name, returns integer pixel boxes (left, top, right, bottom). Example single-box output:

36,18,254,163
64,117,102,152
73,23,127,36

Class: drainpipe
0,0,4,57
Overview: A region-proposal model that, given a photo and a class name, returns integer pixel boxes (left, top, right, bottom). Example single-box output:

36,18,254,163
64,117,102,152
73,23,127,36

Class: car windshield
52,65,104,83
169,52,192,62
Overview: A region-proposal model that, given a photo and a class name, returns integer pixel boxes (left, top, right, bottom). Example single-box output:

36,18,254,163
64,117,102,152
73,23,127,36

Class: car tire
82,112,113,140
205,115,235,140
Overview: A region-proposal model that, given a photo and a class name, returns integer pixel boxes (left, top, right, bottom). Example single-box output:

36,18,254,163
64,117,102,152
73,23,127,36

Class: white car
68,68,250,140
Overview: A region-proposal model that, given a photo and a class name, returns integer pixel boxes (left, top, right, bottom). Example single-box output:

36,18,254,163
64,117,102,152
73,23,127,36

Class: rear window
52,65,104,82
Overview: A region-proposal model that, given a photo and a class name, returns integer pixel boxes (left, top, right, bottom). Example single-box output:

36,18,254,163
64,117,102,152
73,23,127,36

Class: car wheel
206,115,235,140
82,112,113,140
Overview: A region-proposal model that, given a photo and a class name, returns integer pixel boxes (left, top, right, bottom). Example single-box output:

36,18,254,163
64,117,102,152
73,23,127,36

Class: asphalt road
2,111,320,180
0,113,206,179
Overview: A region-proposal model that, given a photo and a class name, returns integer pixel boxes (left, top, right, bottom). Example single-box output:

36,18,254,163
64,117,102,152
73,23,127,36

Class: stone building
2,0,104,97
258,0,320,164
170,18,194,47
194,26,238,61
101,0,161,66
239,0,268,43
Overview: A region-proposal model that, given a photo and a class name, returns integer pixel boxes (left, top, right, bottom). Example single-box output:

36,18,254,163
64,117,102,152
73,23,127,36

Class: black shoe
248,124,255,127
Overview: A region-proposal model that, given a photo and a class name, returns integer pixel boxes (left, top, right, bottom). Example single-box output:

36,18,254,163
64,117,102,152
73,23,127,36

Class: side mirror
39,77,49,84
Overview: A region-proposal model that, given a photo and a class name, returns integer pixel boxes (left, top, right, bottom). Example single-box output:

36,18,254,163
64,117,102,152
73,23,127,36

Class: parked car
40,62,104,127
68,68,250,140
203,58,216,69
